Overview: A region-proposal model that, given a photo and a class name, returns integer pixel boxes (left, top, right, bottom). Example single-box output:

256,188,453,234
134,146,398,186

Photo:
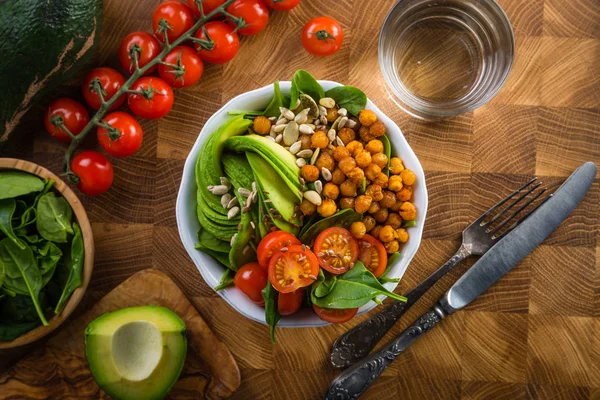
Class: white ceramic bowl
177,80,428,327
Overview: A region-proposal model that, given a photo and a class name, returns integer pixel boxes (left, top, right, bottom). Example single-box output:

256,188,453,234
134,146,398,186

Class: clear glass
379,0,515,119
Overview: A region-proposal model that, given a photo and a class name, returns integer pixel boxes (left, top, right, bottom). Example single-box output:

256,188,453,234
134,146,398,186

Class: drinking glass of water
379,0,514,119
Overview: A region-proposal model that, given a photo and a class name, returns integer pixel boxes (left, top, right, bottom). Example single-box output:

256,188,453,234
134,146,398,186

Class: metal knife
325,161,596,400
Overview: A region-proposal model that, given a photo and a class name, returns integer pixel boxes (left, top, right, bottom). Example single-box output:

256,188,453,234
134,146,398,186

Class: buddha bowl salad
195,70,418,341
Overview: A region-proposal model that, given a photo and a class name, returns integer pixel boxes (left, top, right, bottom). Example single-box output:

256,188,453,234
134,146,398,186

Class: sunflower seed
314,119,322,126
338,116,349,129
280,107,295,120
319,105,327,117
227,197,239,209
346,119,357,129
314,180,323,194
335,136,345,147
327,128,336,143
337,108,348,117
238,187,252,197
295,108,309,124
268,116,277,122
319,97,335,109
296,149,313,158
273,124,287,133
221,193,232,208
230,233,237,246
283,121,299,145
208,185,229,195
319,115,328,125
267,136,276,142
227,206,240,219
299,124,314,135
303,190,322,206
296,158,306,167
270,126,277,137
321,167,332,181
243,245,251,255
306,123,316,129
289,141,302,155
252,181,256,192
276,117,287,125
310,147,320,165
250,191,257,204
327,144,334,150
250,221,256,229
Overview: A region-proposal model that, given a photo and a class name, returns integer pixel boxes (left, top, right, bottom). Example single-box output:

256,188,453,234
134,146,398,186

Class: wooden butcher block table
1,0,599,399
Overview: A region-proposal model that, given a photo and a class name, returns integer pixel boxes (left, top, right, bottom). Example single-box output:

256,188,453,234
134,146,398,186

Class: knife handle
330,246,470,369
326,305,446,400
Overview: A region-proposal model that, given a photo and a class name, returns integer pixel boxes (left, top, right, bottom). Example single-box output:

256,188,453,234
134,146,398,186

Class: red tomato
158,46,204,88
268,245,319,293
226,0,269,36
82,67,126,111
118,31,161,75
71,151,114,196
357,234,388,278
257,231,301,271
187,0,225,17
194,21,239,63
234,262,268,306
313,305,358,324
44,98,89,143
97,112,143,158
278,289,304,316
127,77,174,120
152,0,195,43
313,227,359,274
265,0,300,11
301,16,344,56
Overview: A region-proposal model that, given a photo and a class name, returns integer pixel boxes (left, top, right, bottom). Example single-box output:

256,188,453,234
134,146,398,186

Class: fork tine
478,177,538,225
489,186,549,238
486,181,543,226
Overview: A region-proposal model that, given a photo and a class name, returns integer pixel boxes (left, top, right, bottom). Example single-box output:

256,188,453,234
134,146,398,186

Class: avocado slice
85,306,187,400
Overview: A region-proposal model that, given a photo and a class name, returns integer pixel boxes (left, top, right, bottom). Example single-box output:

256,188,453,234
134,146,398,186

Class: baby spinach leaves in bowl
0,171,84,341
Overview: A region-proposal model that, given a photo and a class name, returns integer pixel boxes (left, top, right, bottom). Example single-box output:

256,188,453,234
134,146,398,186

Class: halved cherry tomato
257,230,301,271
118,31,161,75
71,151,114,196
97,112,143,158
82,67,126,111
187,0,225,18
265,0,300,11
194,21,240,64
158,46,204,88
226,0,269,36
127,77,174,119
152,0,195,43
268,245,319,293
44,98,89,143
278,288,304,316
313,305,358,324
313,227,359,275
357,234,387,278
301,16,344,56
234,262,267,306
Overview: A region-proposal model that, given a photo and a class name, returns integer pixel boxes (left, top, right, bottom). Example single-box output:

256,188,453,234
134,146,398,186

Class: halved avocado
85,306,187,400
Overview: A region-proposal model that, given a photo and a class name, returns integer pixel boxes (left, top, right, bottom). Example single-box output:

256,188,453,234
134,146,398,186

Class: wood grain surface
1,0,599,399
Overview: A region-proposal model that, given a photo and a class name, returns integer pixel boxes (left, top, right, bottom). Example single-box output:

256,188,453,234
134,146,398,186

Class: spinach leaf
379,252,401,284
214,268,234,291
0,256,4,287
313,269,337,298
0,172,44,200
261,282,280,343
19,234,42,244
381,134,391,176
0,199,26,249
310,262,406,309
0,293,48,323
14,179,54,231
36,192,73,243
289,70,324,110
263,81,286,118
402,220,417,228
0,321,40,341
54,222,84,314
0,238,48,325
324,86,368,116
299,209,362,244
35,241,62,286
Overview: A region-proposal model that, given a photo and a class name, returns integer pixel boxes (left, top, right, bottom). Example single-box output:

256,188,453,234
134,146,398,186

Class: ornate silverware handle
330,245,470,368
326,305,447,400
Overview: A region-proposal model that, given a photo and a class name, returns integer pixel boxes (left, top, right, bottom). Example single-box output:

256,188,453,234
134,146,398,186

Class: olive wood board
0,269,241,399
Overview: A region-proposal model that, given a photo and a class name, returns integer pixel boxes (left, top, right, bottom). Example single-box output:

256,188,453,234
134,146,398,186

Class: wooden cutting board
0,269,241,399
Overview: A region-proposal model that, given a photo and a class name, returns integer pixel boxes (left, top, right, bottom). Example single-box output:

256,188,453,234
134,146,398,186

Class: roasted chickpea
340,179,358,197
386,212,402,229
354,195,372,213
332,168,346,185
400,169,416,186
299,198,316,215
379,190,396,208
346,140,364,157
358,109,377,126
326,107,338,123
396,186,413,201
301,165,320,182
369,120,386,137
373,172,389,188
347,167,365,185
363,215,376,231
299,134,312,150
339,197,355,210
323,183,340,200
350,221,367,239
355,150,372,168
390,200,404,212
316,152,335,171
253,115,271,135
338,127,356,145
365,184,384,202
389,157,405,175
311,131,329,149
359,125,376,142
338,157,357,174
370,225,383,239
388,175,403,192
365,164,382,181
365,139,384,154
396,228,409,243
399,202,417,221
373,207,389,223
368,200,381,214
384,240,400,254
333,146,350,161
317,199,337,217
372,153,388,169
379,225,395,243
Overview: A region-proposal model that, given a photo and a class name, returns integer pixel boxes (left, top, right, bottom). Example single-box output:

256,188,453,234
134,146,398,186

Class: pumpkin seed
283,121,299,145
338,108,348,117
296,149,314,158
303,190,322,206
310,147,320,165
289,141,302,155
314,180,323,194
294,94,319,119
227,206,240,220
319,97,335,109
299,124,314,135
221,193,232,208
296,158,307,167
321,168,332,181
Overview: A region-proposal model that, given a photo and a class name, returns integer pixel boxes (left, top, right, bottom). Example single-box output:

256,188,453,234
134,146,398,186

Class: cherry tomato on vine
158,46,204,88
257,230,301,271
357,234,387,278
226,0,269,36
44,98,89,143
265,0,300,11
152,0,195,43
127,77,174,119
118,31,161,75
278,289,304,316
194,21,240,63
313,305,358,324
187,0,225,18
234,262,268,306
313,227,359,275
301,16,344,56
97,112,143,158
82,67,126,111
268,245,319,293
71,151,114,196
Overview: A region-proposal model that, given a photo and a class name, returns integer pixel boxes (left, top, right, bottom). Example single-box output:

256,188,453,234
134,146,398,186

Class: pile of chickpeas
297,108,418,254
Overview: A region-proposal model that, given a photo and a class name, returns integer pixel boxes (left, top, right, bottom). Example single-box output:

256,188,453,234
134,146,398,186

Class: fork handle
330,245,470,369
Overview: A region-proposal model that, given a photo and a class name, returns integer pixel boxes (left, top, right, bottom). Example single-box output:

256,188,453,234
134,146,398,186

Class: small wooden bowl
0,159,94,349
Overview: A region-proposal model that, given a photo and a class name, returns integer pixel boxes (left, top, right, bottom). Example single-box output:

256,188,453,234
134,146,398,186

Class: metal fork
330,178,548,368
